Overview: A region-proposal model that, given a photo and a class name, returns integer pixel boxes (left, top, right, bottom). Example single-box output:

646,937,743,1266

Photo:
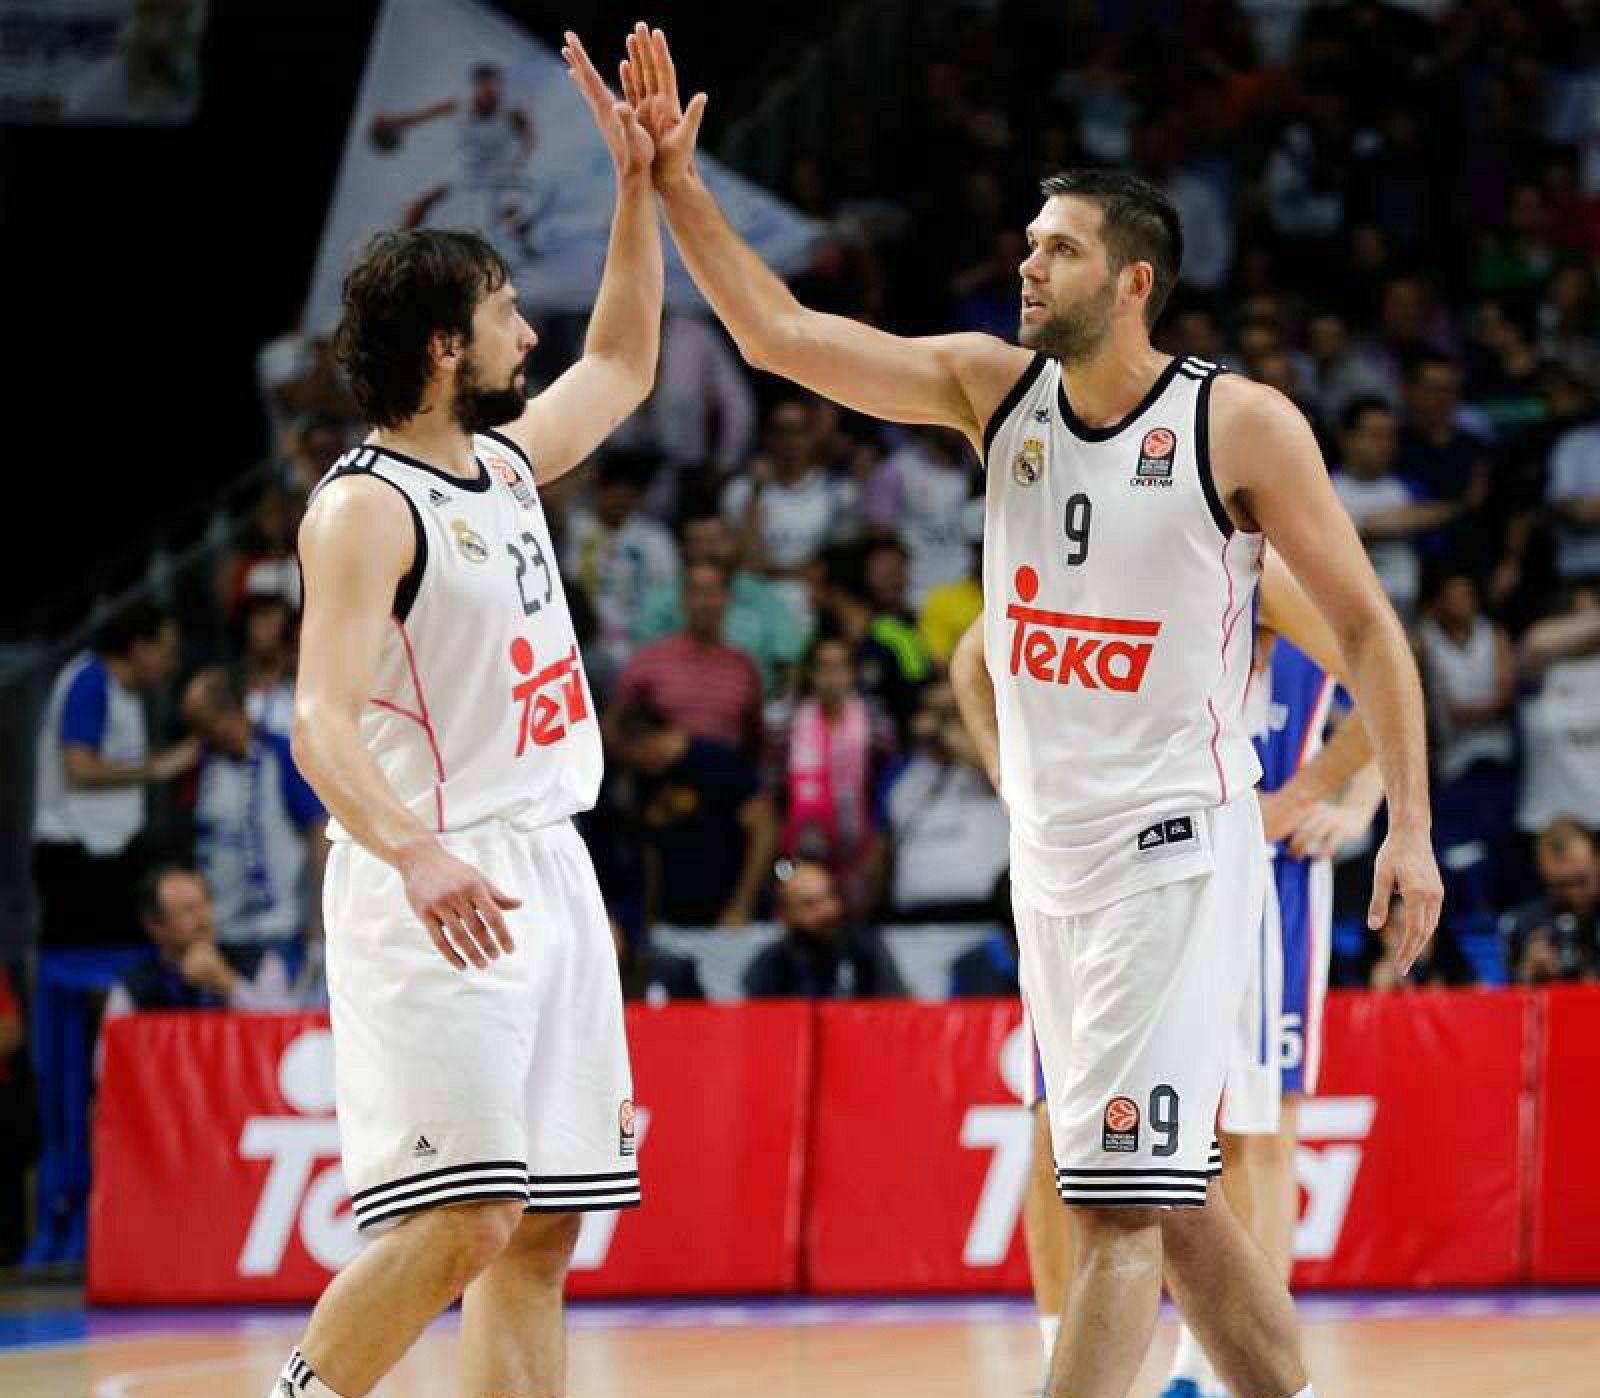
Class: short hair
334,229,512,429
137,863,202,924
94,602,171,659
1537,819,1595,861
1340,396,1395,435
1038,169,1184,328
611,700,673,743
1402,350,1460,384
187,665,246,715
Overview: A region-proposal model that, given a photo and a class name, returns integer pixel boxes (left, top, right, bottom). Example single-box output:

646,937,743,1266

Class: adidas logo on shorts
1134,814,1198,860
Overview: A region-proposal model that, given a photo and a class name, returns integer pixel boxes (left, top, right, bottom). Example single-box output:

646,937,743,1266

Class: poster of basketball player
303,0,820,328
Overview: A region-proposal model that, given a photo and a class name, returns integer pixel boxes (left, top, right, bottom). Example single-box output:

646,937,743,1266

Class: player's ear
429,329,463,372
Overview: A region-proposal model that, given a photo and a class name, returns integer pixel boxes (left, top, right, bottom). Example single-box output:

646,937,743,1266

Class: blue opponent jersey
1250,638,1336,802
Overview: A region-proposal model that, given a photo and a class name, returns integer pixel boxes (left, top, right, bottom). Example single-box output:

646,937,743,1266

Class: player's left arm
1212,376,1441,968
499,33,662,484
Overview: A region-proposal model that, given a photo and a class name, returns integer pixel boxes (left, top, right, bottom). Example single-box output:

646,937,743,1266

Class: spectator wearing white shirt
1331,398,1478,620
562,453,681,690
1546,412,1600,582
180,668,326,952
234,593,297,739
861,424,977,609
1516,585,1600,836
32,604,195,948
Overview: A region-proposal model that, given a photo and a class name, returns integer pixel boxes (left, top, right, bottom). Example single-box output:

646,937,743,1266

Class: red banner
87,990,1592,1302
805,1000,1032,1293
89,1003,814,1303
1529,984,1600,1283
1291,990,1530,1288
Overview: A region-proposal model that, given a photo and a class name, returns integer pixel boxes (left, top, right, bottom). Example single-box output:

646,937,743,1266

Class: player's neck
370,412,480,482
1057,338,1171,432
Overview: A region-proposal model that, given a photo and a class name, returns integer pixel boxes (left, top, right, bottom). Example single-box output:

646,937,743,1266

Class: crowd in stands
20,0,1600,1058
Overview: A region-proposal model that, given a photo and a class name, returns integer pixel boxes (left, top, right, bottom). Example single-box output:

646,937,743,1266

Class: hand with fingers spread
1366,823,1443,976
561,29,654,183
397,837,522,971
618,22,708,189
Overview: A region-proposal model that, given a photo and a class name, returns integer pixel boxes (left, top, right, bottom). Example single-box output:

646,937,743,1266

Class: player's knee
499,1210,583,1288
430,1199,525,1285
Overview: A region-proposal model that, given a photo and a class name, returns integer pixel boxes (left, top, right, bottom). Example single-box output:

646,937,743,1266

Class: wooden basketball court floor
3,1291,1597,1396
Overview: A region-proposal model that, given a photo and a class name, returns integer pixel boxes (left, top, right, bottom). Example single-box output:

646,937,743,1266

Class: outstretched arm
621,25,1029,455
500,32,662,483
1214,377,1441,969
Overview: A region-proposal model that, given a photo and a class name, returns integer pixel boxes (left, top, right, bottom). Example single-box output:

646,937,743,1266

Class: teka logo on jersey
1005,565,1161,692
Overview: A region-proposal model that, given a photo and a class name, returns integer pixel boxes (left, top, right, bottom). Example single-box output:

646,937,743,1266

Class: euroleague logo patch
1132,426,1177,488
1102,1095,1140,1153
619,1099,637,1158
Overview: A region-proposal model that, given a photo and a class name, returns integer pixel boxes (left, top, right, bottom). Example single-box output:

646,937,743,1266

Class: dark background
0,1,840,640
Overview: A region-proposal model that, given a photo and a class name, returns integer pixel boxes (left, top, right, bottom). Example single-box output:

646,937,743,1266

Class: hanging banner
0,0,208,124
303,0,819,328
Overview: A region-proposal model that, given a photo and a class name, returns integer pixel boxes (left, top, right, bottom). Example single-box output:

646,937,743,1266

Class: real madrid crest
451,518,489,563
1013,436,1045,487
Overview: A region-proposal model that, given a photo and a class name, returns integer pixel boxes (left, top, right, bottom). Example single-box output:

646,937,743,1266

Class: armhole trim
311,464,429,623
982,353,1048,463
1195,371,1235,540
482,427,535,475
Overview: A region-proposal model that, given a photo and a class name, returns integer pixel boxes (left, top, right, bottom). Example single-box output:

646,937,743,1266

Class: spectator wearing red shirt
613,559,763,757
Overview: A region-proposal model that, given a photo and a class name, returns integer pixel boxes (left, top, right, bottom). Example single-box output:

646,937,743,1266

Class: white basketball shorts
1016,792,1267,1208
324,818,639,1233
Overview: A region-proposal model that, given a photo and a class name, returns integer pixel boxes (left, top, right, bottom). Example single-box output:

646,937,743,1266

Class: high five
622,23,1440,1398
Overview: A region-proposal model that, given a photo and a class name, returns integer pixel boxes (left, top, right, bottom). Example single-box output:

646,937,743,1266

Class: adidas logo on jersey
1005,565,1160,693
412,1134,437,1158
427,487,452,508
1134,815,1199,860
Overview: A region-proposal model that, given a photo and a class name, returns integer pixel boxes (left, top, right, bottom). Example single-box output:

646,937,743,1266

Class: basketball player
267,34,658,1398
621,27,1441,1398
951,554,1383,1381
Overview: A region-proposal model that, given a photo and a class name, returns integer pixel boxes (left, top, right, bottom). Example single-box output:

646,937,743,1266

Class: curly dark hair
333,229,512,429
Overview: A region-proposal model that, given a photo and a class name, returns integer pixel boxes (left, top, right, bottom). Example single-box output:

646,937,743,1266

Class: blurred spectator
1537,261,1600,385
1418,572,1517,789
1302,306,1399,435
220,482,304,614
917,506,984,669
563,452,680,685
949,876,1020,998
1516,586,1600,836
781,637,891,920
949,229,1031,339
32,603,195,948
721,396,860,601
181,667,326,950
862,425,978,608
104,866,297,1017
611,702,776,928
0,965,31,1265
615,560,764,756
1474,181,1556,296
1396,354,1493,553
1137,113,1233,292
1331,398,1477,620
612,914,704,1006
634,513,808,696
1546,403,1600,583
278,414,353,498
234,593,297,738
1501,820,1600,984
820,539,933,735
742,859,905,999
256,330,358,464
881,682,1010,922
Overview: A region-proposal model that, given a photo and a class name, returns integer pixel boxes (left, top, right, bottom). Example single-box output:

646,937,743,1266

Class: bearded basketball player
618,23,1440,1398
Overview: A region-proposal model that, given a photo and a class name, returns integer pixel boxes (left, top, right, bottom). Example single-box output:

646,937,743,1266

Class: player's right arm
622,25,1030,456
293,478,520,971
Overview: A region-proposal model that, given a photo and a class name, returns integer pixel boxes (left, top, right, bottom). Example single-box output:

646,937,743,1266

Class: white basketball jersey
313,430,600,841
983,353,1263,915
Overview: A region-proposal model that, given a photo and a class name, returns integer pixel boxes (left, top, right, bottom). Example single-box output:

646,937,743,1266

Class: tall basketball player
269,34,658,1398
621,26,1441,1398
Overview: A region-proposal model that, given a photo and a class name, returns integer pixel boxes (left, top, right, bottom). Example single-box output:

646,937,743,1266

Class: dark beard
452,357,527,432
1020,279,1117,364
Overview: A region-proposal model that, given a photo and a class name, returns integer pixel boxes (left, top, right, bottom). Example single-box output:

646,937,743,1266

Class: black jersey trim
481,427,536,476
369,443,493,494
982,352,1049,463
1057,355,1184,443
1194,369,1236,540
311,457,429,624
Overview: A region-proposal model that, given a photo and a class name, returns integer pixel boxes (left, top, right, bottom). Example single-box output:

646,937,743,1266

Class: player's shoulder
1208,374,1317,454
301,451,413,549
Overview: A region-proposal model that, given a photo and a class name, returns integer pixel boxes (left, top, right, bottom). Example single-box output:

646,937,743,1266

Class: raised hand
561,30,653,182
618,22,708,188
